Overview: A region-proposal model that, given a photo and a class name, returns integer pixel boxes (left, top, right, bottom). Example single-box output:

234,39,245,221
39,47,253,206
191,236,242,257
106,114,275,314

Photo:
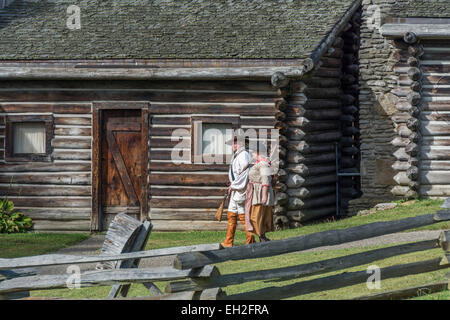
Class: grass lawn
0,233,90,258
1,198,448,300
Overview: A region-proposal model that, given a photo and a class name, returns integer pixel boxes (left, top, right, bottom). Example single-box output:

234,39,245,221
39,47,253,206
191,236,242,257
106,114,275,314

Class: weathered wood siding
0,80,279,231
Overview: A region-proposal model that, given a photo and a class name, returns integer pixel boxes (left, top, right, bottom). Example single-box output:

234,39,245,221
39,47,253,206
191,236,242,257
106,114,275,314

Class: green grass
1,198,448,300
0,232,90,258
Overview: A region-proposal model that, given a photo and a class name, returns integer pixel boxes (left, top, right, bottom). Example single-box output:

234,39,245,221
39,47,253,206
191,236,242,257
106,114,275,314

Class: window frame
5,115,53,162
190,116,240,164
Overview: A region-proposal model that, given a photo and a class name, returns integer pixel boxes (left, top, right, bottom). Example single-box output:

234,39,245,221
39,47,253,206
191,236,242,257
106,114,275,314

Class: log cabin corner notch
0,0,365,232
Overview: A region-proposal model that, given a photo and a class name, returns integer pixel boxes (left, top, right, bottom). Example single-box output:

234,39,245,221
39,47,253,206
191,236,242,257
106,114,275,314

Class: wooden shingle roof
0,0,357,60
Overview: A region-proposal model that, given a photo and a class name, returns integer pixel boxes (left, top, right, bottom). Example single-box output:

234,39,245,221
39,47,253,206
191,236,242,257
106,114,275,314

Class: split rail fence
0,211,449,300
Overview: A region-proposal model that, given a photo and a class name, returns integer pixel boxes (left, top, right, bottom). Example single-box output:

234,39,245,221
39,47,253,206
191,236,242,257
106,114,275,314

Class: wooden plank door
100,109,148,229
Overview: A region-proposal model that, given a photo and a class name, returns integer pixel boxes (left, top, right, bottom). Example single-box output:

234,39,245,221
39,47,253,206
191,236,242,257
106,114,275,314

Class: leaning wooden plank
225,257,450,300
166,239,439,293
0,243,222,271
108,221,153,298
0,267,214,294
174,212,450,270
96,213,143,270
353,281,449,300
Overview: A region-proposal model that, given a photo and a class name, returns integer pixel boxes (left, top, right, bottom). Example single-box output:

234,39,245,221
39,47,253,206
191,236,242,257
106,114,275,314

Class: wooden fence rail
0,243,222,271
0,212,449,300
173,211,450,270
166,239,440,293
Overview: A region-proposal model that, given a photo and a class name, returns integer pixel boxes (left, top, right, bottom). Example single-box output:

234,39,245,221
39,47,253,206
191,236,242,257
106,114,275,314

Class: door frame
91,101,149,231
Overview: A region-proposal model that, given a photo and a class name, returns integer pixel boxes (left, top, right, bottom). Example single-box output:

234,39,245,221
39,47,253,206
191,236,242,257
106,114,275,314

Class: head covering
226,131,250,148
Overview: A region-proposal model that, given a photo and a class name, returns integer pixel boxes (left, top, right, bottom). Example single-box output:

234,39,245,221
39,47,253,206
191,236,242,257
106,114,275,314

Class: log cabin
0,0,447,232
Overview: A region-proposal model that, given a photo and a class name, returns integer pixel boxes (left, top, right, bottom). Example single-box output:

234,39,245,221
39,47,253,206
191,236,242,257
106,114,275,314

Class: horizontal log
0,243,222,270
0,185,91,197
286,174,305,188
391,137,410,148
420,171,450,184
149,150,190,162
421,121,450,136
405,142,420,157
394,148,410,161
304,164,336,177
302,77,341,88
285,105,306,117
149,187,226,197
287,141,310,153
149,103,276,116
420,160,450,171
286,205,335,222
302,152,336,165
305,131,341,143
54,117,91,126
304,121,340,132
303,99,342,109
0,173,90,185
304,88,343,99
173,213,450,270
287,198,305,210
421,146,450,160
304,185,336,199
382,23,450,39
393,172,413,186
166,240,439,293
421,112,450,122
286,188,310,199
306,144,337,154
8,197,91,208
54,127,91,136
53,150,91,161
0,163,91,173
15,208,91,221
226,257,449,300
32,220,91,232
0,90,280,104
149,162,227,172
396,124,413,138
286,128,306,141
149,209,226,221
286,151,304,164
285,164,309,176
302,174,337,187
149,174,227,186
354,281,449,300
391,186,417,198
419,185,450,197
52,138,91,149
302,194,336,209
0,267,215,294
0,103,91,114
150,198,223,209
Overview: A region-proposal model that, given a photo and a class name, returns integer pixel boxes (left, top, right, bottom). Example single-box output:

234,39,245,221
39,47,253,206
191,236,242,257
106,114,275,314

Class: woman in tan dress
244,146,275,242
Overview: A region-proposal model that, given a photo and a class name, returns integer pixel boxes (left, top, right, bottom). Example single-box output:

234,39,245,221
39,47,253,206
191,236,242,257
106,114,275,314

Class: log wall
0,102,92,231
417,40,450,197
0,80,280,231
280,11,362,226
